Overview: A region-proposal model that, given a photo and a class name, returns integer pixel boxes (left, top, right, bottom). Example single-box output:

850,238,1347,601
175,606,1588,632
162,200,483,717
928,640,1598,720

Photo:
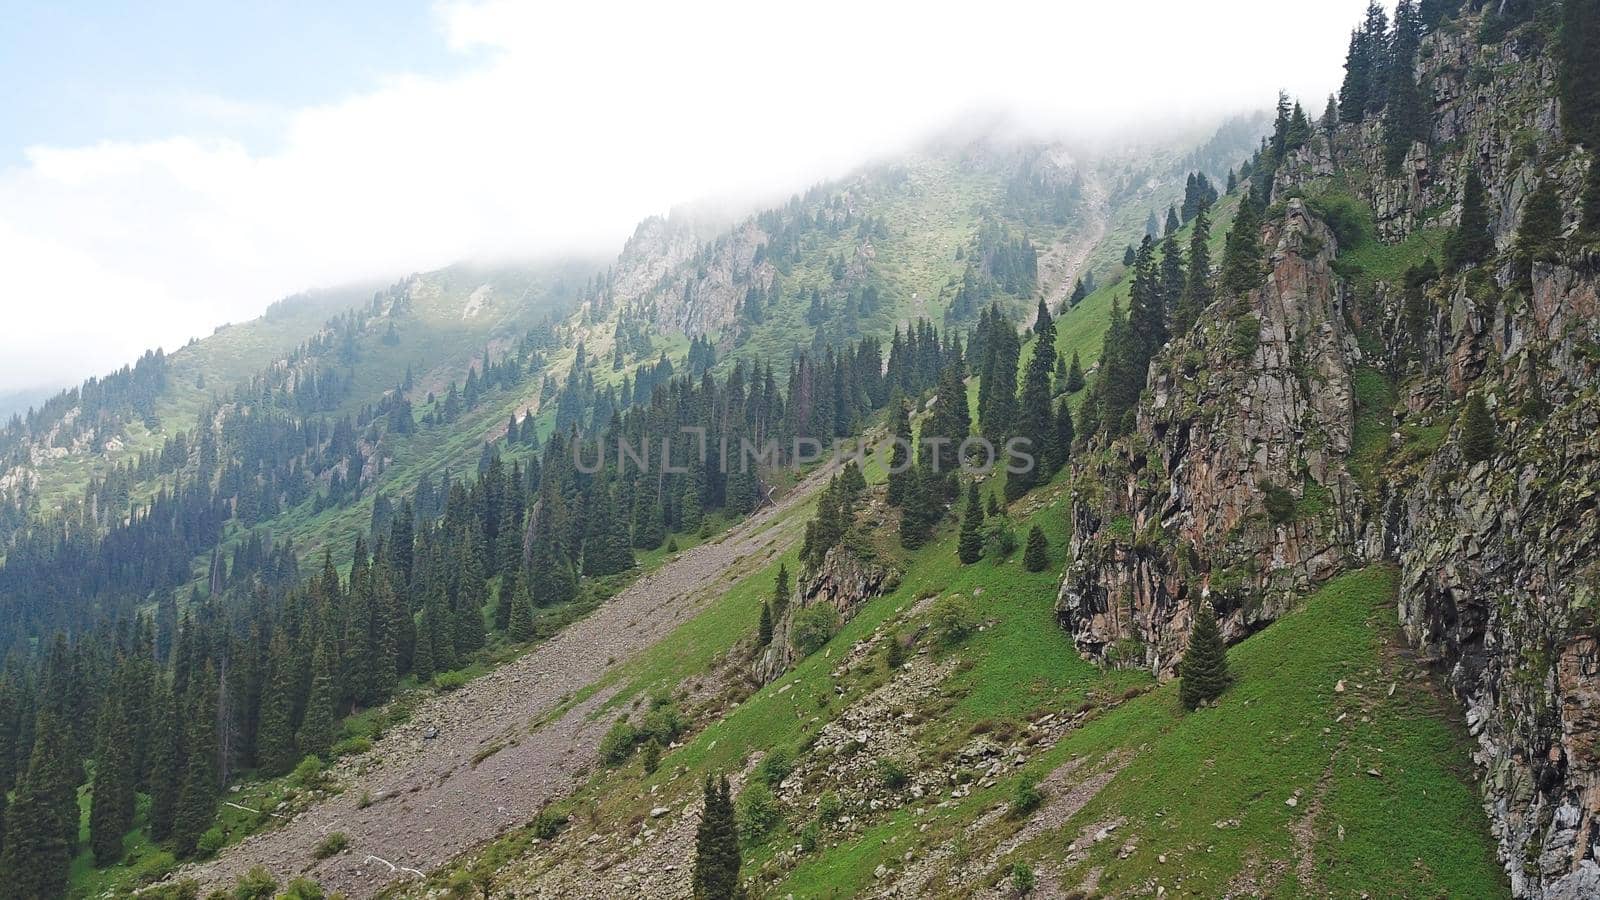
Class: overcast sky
0,0,1376,394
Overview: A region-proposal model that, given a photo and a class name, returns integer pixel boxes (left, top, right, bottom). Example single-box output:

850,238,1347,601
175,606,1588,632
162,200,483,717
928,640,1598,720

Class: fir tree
1179,601,1231,709
1065,350,1085,392
507,571,537,643
582,474,634,576
958,481,986,564
1445,167,1495,271
772,563,791,618
1022,526,1050,572
1383,0,1428,175
1123,245,1137,267
1460,392,1497,464
2,710,76,897
1054,399,1076,462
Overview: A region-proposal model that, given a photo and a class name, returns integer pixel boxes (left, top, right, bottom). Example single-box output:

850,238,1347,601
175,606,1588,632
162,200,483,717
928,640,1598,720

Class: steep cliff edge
1057,9,1600,896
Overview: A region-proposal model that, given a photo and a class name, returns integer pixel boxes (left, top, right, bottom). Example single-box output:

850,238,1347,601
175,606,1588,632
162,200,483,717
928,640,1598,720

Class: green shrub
1262,481,1297,524
432,669,469,692
817,790,843,823
278,878,327,900
599,719,638,765
877,757,910,790
641,738,662,775
737,780,781,843
638,696,685,745
799,819,821,852
1012,862,1037,896
311,831,349,860
196,827,226,858
756,747,793,787
1306,192,1370,251
330,735,372,757
231,867,277,900
531,807,568,839
292,755,327,790
1009,777,1043,819
791,603,841,656
932,595,978,647
1231,315,1261,360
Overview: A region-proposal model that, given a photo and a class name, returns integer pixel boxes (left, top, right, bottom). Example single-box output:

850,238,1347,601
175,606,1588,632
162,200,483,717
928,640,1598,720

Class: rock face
1058,199,1365,674
1059,13,1600,896
754,545,894,685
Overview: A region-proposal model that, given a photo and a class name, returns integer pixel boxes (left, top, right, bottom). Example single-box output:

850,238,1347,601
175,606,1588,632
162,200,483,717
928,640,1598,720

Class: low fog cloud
0,0,1372,393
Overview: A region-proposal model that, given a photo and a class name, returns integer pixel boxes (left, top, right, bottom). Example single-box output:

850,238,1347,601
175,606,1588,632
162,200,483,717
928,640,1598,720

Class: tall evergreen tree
1174,208,1213,336
90,694,136,866
1179,601,1231,709
173,666,219,857
958,481,986,564
1460,392,1497,464
295,644,336,761
885,397,914,507
1514,177,1564,286
1383,0,1428,174
1445,167,1495,270
1561,0,1600,148
1064,350,1085,393
2,710,76,897
1022,525,1051,572
147,682,181,841
506,570,537,643
582,473,635,576
692,774,741,899
255,633,297,777
1220,192,1265,294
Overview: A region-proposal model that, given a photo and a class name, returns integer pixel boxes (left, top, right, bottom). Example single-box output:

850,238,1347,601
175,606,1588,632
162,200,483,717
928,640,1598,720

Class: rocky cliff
1057,11,1600,896
754,543,895,685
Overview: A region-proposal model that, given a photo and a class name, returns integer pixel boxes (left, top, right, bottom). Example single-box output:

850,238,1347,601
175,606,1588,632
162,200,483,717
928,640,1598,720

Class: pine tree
90,694,136,866
1023,526,1050,572
1054,399,1075,462
692,774,741,899
1179,601,1231,709
1065,351,1085,392
147,684,181,841
772,563,791,617
958,481,986,564
1445,167,1495,271
582,474,635,576
507,570,537,642
2,710,76,897
296,644,337,762
1460,392,1497,464
173,667,219,857
757,601,774,646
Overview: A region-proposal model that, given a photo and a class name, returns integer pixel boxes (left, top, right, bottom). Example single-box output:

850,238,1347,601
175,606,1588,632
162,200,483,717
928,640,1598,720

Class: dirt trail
180,464,834,898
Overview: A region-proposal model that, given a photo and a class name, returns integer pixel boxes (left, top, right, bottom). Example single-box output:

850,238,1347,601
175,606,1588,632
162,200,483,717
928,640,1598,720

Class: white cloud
0,0,1374,392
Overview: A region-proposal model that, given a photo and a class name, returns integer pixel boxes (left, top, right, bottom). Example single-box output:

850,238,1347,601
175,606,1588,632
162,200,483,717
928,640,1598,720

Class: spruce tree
147,684,181,841
2,710,76,897
173,667,219,857
1174,207,1213,336
1514,177,1564,286
692,774,741,899
1179,601,1231,709
757,601,774,646
1383,0,1428,175
255,634,297,777
90,695,136,866
1445,167,1495,271
1022,526,1050,572
1065,351,1085,392
958,481,986,564
295,644,337,762
1460,392,1497,464
1054,399,1075,462
1220,193,1265,295
885,397,914,507
772,563,790,617
507,570,537,642
1560,0,1600,148
582,474,634,576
